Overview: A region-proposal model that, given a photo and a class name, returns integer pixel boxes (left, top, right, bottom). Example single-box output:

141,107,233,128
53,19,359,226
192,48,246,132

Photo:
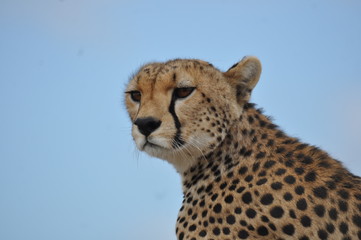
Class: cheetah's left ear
224,56,262,103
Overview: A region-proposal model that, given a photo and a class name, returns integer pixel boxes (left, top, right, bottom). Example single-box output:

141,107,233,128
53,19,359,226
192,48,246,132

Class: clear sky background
0,1,360,240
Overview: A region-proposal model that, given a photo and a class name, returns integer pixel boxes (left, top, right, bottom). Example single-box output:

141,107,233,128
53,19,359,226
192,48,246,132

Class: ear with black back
224,56,262,103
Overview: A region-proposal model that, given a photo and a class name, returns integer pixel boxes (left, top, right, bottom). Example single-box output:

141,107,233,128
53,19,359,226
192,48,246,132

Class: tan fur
125,57,361,240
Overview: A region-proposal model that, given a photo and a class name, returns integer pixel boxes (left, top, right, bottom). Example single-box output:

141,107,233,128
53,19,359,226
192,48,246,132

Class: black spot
282,224,295,236
313,186,328,199
318,160,331,168
187,208,193,215
338,200,348,212
271,182,283,190
219,182,227,190
213,227,220,235
339,222,348,234
289,209,297,219
201,210,208,218
275,168,286,175
276,147,285,153
355,194,361,200
300,215,311,227
223,227,230,235
238,230,249,239
295,186,305,195
239,166,248,175
225,195,234,204
264,160,276,169
304,171,317,182
252,162,260,172
245,175,253,182
266,139,274,146
240,220,247,226
296,198,308,211
301,156,313,164
199,230,207,237
259,120,267,127
329,208,338,221
256,152,266,159
326,223,335,233
338,190,350,200
260,193,274,205
242,192,252,204
269,223,276,231
245,149,253,157
270,206,284,218
261,215,269,222
235,207,242,214
213,203,222,213
326,180,336,190
256,178,267,185
237,186,245,193
317,229,328,240
211,193,218,201
257,226,269,236
284,175,296,184
179,232,184,240
299,236,310,240
314,205,325,217
205,184,213,193
189,224,196,231
294,167,305,175
246,208,257,218
275,131,285,138
283,192,293,201
285,159,295,167
226,214,235,224
353,215,361,228
248,116,254,124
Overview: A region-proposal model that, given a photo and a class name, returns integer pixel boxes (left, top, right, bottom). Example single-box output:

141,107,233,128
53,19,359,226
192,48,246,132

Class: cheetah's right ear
224,56,262,103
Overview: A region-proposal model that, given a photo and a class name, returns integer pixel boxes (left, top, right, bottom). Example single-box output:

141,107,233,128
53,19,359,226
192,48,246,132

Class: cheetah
125,56,361,239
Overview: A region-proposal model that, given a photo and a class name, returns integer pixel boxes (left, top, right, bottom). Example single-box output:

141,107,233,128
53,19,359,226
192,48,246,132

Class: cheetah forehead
127,59,220,91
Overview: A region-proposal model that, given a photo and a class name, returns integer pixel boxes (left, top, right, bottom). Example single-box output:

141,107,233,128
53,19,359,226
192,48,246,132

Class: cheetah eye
128,91,141,102
174,87,195,99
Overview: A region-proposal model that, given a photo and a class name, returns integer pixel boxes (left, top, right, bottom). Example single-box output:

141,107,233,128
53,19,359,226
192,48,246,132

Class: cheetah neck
180,103,285,193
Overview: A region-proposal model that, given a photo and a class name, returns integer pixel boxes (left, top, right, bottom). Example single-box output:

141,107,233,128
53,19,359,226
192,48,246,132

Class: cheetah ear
224,56,262,103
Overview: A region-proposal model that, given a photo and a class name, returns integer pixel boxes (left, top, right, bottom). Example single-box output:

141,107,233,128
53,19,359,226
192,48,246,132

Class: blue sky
0,1,360,239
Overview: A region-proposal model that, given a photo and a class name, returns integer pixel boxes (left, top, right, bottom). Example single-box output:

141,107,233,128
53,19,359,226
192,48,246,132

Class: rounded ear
224,56,262,103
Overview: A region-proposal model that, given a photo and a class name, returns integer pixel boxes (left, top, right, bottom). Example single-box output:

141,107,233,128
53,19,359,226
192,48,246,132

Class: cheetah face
125,57,261,173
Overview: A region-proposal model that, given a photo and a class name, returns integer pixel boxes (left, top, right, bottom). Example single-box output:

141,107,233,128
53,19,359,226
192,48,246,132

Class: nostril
134,117,162,137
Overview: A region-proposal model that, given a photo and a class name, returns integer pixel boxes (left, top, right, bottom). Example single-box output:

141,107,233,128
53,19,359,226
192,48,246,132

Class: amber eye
174,87,195,99
129,91,141,102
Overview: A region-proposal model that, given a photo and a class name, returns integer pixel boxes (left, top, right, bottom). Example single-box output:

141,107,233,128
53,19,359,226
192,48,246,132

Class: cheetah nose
134,117,162,137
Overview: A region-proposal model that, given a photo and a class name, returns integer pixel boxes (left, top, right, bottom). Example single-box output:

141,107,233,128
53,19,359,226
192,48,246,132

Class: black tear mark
169,93,185,148
173,73,176,82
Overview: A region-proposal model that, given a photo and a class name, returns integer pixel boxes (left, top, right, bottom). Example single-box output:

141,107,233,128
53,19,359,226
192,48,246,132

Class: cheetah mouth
142,140,167,150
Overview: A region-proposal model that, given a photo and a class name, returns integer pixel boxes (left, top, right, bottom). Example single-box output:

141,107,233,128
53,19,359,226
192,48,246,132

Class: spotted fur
125,57,361,240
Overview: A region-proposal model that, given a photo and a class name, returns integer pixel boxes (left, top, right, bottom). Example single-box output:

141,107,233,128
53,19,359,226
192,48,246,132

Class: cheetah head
125,57,261,173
